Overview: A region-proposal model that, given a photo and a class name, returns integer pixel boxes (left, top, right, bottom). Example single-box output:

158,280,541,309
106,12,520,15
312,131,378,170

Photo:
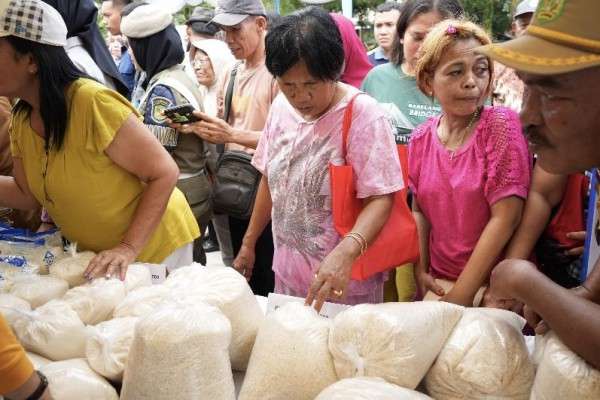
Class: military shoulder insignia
150,96,173,125
536,0,566,24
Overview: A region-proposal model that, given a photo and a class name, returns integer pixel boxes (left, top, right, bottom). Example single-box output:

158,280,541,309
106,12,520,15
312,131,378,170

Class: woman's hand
305,240,357,312
84,243,138,281
415,270,445,299
440,287,474,307
233,243,256,282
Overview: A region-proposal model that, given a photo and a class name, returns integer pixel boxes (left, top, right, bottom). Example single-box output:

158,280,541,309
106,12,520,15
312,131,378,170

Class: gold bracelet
344,232,367,255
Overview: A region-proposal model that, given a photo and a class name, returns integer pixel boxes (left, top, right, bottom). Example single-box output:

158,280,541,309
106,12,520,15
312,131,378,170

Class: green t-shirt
361,63,441,144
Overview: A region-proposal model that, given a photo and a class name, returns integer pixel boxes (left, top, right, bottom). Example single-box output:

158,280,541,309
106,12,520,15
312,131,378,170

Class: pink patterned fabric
408,106,531,280
252,85,404,303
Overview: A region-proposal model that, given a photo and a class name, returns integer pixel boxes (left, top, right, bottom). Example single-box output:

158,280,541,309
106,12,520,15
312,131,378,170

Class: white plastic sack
113,284,170,318
9,274,68,308
27,352,51,369
531,332,600,400
121,302,235,400
239,302,337,400
86,317,138,381
425,308,535,400
316,377,433,400
166,265,264,370
63,278,126,325
123,263,153,292
49,246,95,287
12,300,89,361
329,302,463,389
41,358,118,400
0,293,30,327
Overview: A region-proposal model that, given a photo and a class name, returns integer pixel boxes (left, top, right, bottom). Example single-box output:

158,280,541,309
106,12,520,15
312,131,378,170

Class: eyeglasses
193,59,211,69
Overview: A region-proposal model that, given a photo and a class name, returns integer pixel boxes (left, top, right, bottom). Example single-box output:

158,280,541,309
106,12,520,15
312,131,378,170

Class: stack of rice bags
425,308,535,399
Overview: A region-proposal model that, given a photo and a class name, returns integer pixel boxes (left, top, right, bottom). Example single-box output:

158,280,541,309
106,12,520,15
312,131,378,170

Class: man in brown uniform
482,0,600,368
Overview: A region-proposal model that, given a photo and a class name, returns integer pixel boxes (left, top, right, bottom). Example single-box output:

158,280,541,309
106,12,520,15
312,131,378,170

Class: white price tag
266,293,350,319
143,263,166,284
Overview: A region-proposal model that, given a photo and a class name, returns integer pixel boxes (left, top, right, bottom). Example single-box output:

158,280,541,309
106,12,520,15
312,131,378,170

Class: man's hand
564,230,586,256
169,111,235,144
489,259,538,301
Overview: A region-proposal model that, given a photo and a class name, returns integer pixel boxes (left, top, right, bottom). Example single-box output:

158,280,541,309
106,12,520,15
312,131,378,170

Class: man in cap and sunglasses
483,0,600,368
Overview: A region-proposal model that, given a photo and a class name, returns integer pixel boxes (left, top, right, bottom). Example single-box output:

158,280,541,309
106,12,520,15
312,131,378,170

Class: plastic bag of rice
238,302,337,400
123,263,153,292
425,308,535,399
0,292,30,327
120,302,235,400
9,274,69,308
166,264,264,370
12,300,90,360
63,278,126,325
27,352,51,369
113,284,170,318
49,244,95,287
530,332,600,400
40,358,118,400
329,301,463,389
316,377,433,400
86,317,138,381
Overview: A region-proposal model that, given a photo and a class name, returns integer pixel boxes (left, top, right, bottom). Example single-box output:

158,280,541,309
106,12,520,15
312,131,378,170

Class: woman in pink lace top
408,20,532,306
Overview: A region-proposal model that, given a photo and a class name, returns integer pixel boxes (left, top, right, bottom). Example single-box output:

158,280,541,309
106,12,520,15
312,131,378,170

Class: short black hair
376,1,403,13
390,0,463,65
265,6,344,81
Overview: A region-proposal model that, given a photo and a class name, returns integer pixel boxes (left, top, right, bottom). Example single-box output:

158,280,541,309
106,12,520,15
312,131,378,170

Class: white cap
120,4,173,39
0,0,67,46
514,0,539,19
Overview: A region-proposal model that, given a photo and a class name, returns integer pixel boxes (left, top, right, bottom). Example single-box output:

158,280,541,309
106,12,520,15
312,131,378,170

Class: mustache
523,125,551,147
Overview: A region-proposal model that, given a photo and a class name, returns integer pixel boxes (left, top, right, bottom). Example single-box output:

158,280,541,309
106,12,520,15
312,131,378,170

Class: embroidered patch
535,0,566,24
150,96,172,124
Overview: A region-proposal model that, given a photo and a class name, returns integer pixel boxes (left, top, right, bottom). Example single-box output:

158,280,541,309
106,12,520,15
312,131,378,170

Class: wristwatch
26,370,48,400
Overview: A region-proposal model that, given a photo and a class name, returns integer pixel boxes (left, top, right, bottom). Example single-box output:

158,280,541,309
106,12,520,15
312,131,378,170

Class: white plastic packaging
316,377,433,400
40,358,118,400
166,264,264,370
329,302,463,389
123,263,153,292
85,317,138,381
425,308,535,400
12,300,89,361
26,352,51,369
63,278,126,325
49,245,95,287
9,274,68,308
113,284,170,318
239,302,337,400
530,332,600,400
0,293,31,327
120,302,235,400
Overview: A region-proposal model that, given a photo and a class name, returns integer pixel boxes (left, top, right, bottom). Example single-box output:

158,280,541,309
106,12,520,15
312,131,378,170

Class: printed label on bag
266,293,350,319
137,263,166,284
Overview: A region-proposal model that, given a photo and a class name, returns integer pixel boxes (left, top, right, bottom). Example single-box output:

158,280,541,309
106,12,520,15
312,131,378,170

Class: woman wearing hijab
122,3,212,267
43,0,129,97
330,13,373,88
189,38,235,266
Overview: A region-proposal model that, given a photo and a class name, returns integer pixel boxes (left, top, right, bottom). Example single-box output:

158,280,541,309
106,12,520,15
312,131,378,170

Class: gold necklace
439,107,481,160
